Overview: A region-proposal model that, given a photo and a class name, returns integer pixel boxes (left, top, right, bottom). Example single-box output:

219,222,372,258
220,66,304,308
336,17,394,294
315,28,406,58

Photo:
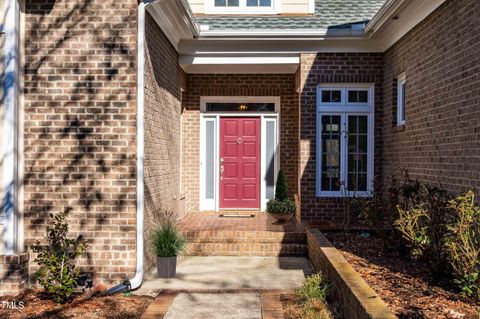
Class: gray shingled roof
196,0,387,31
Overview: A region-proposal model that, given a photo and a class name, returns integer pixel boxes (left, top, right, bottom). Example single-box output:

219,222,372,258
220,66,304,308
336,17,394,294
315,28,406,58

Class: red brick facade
381,0,480,195
5,0,477,296
298,53,384,220
182,74,299,213
24,0,138,285
144,12,186,271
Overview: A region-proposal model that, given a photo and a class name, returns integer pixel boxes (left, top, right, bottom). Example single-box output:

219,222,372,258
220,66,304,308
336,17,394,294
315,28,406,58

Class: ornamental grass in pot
150,220,187,278
266,170,296,222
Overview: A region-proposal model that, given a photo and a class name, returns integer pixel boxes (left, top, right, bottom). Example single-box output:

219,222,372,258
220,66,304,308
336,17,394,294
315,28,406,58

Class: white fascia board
179,55,300,74
146,0,199,49
371,0,447,51
179,55,300,65
364,0,405,34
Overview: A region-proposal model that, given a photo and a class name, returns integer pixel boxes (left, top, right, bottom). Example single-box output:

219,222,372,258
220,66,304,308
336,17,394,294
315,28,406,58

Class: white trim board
179,55,300,74
1,0,21,255
199,96,280,212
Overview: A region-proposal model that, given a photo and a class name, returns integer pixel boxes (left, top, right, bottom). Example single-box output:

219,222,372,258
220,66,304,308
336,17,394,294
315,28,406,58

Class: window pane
265,122,275,199
206,103,275,112
331,90,341,102
358,91,368,103
205,121,215,199
215,0,226,6
259,0,271,6
321,90,341,103
347,115,368,192
321,115,341,191
227,0,239,6
348,91,357,103
247,0,258,6
321,91,330,103
348,90,368,103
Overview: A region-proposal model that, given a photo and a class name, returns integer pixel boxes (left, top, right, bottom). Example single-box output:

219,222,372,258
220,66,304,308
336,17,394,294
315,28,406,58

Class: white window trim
204,0,281,14
199,96,280,212
397,72,406,126
316,84,375,198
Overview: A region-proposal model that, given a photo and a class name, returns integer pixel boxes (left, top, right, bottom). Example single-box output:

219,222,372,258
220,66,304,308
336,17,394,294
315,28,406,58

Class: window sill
393,124,405,132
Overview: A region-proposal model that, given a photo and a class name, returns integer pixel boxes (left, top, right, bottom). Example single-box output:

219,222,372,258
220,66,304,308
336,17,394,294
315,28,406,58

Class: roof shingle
196,0,387,31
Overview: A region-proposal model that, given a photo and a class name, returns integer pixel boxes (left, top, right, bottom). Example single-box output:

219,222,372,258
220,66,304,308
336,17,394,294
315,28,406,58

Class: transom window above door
207,0,277,14
316,85,374,197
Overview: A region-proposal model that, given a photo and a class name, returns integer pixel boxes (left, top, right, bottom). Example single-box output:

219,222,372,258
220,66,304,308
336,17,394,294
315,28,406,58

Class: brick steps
183,230,307,257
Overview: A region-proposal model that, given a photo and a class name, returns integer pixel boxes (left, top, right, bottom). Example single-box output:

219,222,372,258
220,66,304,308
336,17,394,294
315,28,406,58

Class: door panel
219,117,260,209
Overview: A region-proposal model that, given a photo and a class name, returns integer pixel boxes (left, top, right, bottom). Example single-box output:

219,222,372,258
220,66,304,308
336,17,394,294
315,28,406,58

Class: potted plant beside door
266,170,296,223
150,220,187,278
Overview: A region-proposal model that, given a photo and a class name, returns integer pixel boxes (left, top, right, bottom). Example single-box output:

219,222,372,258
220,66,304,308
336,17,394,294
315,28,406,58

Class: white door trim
199,96,280,211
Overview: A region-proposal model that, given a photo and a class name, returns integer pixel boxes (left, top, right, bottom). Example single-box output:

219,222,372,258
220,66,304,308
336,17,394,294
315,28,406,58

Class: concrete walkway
163,293,262,319
138,256,312,318
135,256,313,296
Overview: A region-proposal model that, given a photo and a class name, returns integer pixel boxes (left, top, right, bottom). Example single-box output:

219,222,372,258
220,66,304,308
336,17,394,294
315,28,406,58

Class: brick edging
307,229,397,319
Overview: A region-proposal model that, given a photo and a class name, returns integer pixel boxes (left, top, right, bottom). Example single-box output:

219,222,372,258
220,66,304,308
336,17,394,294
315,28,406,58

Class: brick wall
0,254,29,296
24,0,138,284
182,74,299,213
381,0,480,195
144,12,186,271
299,53,384,220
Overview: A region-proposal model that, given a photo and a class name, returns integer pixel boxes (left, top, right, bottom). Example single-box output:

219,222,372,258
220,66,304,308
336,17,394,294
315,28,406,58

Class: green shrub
266,199,296,215
275,169,288,201
150,220,187,257
359,174,415,253
445,191,480,301
394,186,453,277
297,273,329,303
31,212,87,303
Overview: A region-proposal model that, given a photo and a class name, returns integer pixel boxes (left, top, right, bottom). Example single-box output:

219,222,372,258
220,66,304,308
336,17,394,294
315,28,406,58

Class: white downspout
129,0,147,290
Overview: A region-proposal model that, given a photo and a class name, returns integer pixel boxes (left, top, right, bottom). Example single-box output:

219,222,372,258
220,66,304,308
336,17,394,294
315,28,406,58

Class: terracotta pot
269,213,294,223
156,256,177,278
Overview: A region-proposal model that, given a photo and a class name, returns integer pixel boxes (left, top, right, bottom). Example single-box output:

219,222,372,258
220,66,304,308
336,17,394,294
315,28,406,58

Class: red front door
219,117,261,209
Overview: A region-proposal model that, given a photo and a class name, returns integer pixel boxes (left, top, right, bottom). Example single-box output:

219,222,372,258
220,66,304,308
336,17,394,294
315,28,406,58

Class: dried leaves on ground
281,291,335,319
326,232,480,319
0,289,153,319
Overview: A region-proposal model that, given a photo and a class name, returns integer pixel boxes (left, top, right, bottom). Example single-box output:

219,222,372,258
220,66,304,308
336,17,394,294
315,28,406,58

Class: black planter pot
156,256,177,278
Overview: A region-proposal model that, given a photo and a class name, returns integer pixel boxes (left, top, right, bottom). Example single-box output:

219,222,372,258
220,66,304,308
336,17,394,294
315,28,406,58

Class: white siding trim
1,0,21,255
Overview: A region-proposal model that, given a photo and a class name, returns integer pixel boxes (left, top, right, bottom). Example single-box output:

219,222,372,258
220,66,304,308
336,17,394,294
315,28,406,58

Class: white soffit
367,0,447,51
179,55,300,74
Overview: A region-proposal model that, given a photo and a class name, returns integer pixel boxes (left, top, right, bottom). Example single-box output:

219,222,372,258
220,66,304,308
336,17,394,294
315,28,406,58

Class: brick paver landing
177,211,302,232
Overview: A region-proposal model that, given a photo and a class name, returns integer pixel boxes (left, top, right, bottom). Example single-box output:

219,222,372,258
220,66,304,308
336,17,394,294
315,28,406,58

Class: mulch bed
0,289,153,319
280,291,333,319
325,232,480,319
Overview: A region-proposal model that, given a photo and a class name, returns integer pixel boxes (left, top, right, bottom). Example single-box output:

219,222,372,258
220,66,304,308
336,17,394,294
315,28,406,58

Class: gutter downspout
129,0,148,291
107,0,198,294
106,0,149,294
